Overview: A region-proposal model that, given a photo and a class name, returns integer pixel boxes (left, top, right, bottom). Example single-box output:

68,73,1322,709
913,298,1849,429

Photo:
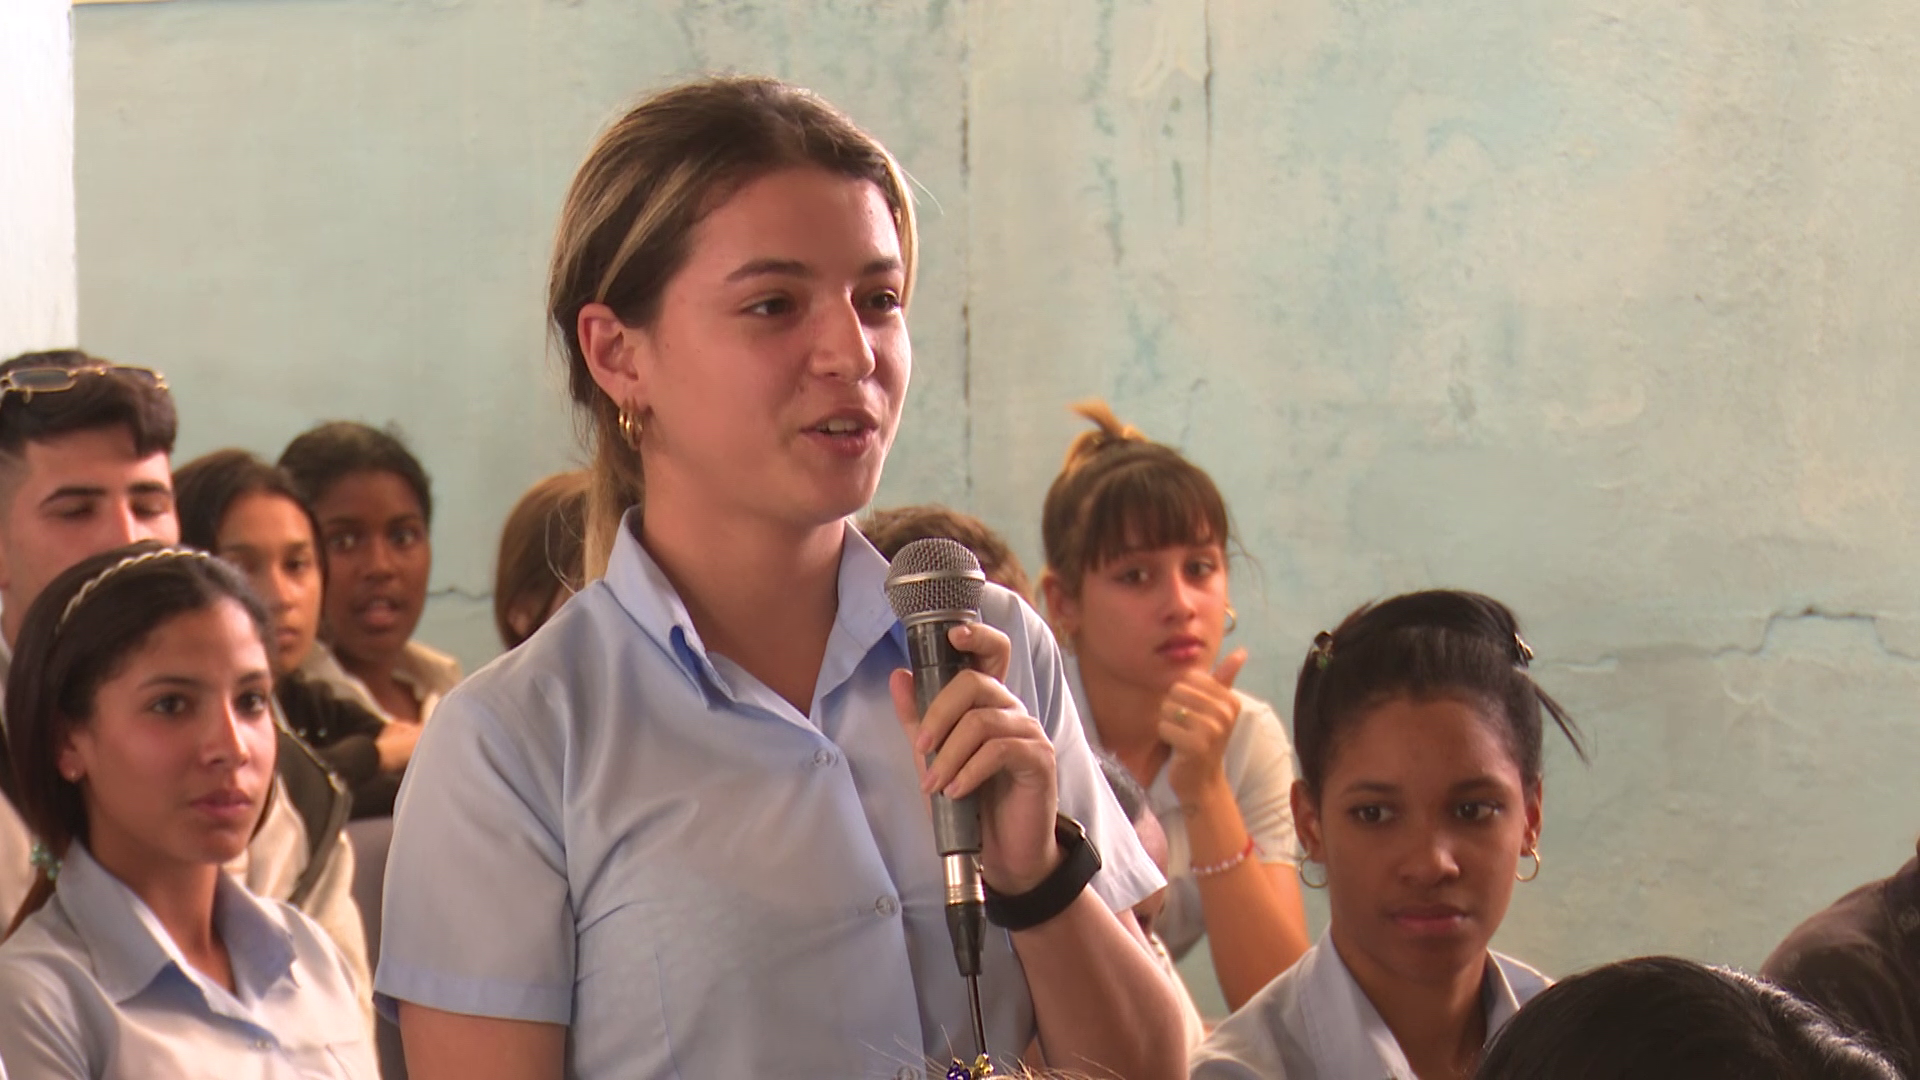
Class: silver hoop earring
1297,859,1327,890
1516,848,1542,883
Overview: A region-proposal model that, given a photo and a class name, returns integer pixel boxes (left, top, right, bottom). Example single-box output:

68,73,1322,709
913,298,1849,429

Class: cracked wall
75,0,1919,1015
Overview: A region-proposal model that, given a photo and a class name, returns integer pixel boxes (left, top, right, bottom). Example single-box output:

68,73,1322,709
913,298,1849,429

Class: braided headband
57,548,214,633
1310,629,1535,671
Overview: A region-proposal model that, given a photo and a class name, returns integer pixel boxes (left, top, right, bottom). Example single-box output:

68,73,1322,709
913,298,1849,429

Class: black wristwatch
983,814,1102,931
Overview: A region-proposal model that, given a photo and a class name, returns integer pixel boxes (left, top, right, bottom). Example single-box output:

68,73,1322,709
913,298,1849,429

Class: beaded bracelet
1191,835,1258,879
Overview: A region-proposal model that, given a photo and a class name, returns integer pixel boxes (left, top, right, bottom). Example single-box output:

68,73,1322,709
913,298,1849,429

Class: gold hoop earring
1223,605,1238,635
616,407,643,450
1297,859,1327,890
1516,848,1542,883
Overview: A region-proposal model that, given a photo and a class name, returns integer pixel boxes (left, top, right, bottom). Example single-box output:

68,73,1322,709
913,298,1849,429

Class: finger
912,669,1023,757
1157,719,1212,756
948,621,1012,681
941,731,1055,801
1163,684,1235,733
1212,647,1249,690
924,706,1042,794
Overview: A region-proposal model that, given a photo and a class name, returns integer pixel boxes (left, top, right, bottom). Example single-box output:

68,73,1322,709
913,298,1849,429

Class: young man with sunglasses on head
0,350,371,1021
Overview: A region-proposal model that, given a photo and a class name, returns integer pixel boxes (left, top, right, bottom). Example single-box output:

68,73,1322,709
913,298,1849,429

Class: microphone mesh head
885,538,987,620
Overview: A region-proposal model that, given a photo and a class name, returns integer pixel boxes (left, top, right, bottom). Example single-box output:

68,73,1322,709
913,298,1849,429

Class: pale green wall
75,0,1919,1018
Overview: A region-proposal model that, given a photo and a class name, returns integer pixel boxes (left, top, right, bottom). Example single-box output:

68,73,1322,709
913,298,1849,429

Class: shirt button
812,748,836,768
874,895,899,917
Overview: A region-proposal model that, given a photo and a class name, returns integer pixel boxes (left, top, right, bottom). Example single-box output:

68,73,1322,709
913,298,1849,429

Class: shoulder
1192,953,1311,1078
1490,950,1554,1006
1229,691,1292,749
0,914,101,1045
260,896,365,998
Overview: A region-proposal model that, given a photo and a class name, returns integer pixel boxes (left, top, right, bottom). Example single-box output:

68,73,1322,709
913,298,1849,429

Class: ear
1039,570,1080,640
1290,779,1325,863
1522,778,1544,851
56,726,91,785
578,303,656,416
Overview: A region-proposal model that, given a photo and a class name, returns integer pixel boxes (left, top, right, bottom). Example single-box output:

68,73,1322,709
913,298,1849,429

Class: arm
1161,653,1310,1009
894,623,1187,1080
1015,895,1187,1078
400,1004,565,1080
1182,786,1311,1009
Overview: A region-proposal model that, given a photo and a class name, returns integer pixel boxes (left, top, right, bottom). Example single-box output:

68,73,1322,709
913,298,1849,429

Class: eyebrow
723,256,905,284
137,671,272,691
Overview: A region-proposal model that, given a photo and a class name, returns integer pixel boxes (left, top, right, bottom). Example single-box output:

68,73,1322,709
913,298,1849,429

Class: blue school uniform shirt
1191,935,1550,1079
374,513,1163,1080
0,843,375,1080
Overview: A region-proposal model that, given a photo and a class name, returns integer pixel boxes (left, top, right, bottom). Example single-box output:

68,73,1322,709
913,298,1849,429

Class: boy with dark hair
0,350,372,1019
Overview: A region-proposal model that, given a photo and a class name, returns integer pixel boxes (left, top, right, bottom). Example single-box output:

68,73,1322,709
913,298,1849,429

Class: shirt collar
55,842,298,1006
1297,935,1541,1080
603,509,903,709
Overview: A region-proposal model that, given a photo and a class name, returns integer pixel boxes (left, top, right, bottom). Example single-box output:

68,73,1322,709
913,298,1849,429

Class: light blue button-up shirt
1190,935,1550,1079
0,843,376,1079
375,514,1163,1080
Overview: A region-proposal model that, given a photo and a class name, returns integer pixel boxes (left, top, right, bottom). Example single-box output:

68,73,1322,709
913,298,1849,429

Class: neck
637,484,846,715
1076,656,1172,781
1332,928,1489,1080
85,837,232,989
337,647,418,721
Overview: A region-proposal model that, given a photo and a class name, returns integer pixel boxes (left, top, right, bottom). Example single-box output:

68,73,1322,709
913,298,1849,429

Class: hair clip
1513,633,1535,666
1311,631,1335,671
29,841,60,883
948,1056,994,1080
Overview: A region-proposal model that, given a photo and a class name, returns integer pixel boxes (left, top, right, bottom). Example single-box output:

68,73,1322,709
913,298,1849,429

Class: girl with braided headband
0,542,374,1077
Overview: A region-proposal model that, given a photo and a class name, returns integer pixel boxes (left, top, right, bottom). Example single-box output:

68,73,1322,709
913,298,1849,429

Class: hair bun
1060,399,1147,472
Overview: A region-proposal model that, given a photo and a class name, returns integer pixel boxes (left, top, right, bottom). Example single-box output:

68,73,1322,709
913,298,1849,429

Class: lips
1390,903,1472,937
802,408,883,458
352,595,410,634
1156,634,1205,664
190,787,257,823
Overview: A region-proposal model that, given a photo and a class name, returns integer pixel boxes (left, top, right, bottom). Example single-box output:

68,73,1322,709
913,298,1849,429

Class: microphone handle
905,618,984,856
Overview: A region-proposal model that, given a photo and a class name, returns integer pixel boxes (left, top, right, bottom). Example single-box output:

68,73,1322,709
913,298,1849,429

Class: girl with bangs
1039,403,1311,1011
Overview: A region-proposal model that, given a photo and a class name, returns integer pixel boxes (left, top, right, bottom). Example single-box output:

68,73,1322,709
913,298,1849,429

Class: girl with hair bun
1193,589,1585,1080
0,543,374,1078
1040,401,1310,1010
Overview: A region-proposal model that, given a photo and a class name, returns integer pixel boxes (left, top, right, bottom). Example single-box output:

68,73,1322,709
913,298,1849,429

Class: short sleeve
0,959,92,1080
373,683,575,1025
990,587,1165,914
1226,694,1299,866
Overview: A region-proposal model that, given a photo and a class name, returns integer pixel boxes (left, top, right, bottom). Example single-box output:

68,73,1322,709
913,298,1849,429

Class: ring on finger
1172,706,1189,724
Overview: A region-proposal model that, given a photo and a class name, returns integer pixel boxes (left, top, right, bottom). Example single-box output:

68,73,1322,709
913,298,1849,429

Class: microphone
884,538,990,1059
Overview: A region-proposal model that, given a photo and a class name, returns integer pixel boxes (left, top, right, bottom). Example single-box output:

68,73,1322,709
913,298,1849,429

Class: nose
362,536,398,580
106,502,149,547
1163,573,1201,623
810,294,878,383
1400,826,1464,888
204,701,256,769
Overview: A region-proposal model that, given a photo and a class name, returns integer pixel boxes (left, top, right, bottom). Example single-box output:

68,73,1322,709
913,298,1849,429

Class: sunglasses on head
0,364,169,406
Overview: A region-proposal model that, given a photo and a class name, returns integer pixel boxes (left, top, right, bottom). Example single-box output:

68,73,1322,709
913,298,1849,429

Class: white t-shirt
1067,658,1300,960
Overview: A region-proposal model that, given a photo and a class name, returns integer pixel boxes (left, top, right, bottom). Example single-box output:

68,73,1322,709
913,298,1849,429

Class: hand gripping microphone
884,538,991,1064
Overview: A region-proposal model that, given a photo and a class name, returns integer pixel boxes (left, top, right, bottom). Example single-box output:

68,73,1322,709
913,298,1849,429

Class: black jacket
276,671,402,819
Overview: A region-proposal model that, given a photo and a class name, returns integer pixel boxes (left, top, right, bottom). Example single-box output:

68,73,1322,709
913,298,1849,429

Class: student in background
1094,752,1208,1049
1762,838,1918,1076
1038,401,1308,1011
0,352,368,1010
0,544,375,1078
279,422,461,724
493,469,588,650
175,448,417,817
1476,956,1901,1080
1193,590,1585,1080
861,503,1035,600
